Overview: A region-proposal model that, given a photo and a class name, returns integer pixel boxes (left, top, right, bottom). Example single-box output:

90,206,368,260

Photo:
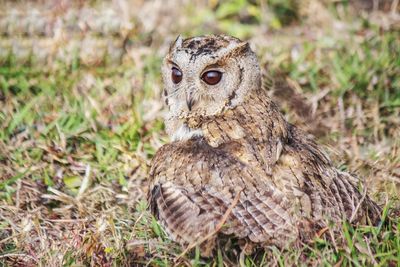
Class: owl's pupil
202,71,222,85
171,67,183,84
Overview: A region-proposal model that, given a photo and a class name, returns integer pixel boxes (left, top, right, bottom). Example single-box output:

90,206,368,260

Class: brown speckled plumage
149,35,380,256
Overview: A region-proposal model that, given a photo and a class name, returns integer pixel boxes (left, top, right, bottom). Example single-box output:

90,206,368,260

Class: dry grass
0,0,399,266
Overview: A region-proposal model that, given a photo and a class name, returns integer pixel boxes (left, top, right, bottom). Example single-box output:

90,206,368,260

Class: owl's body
149,35,380,255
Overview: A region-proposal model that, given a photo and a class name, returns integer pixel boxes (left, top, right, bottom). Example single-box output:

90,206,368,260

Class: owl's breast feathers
149,89,380,254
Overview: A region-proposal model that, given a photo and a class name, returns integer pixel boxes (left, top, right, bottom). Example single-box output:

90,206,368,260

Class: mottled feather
149,34,381,256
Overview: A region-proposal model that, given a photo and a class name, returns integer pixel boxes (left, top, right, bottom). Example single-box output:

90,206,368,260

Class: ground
0,0,399,266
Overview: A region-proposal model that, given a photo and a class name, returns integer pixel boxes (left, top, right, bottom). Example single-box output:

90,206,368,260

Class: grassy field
0,0,399,266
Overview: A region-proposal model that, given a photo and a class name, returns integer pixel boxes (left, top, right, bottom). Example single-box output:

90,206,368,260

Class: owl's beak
186,92,195,111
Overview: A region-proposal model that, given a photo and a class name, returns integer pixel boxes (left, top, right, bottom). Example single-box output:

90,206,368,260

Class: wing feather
149,140,299,251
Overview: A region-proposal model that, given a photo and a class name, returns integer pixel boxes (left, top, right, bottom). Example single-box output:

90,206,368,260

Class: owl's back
149,90,380,254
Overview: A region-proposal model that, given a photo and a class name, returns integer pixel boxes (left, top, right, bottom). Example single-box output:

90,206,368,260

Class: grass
0,0,399,266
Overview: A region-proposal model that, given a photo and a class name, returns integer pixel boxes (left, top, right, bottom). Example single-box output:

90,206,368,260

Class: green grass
0,0,399,266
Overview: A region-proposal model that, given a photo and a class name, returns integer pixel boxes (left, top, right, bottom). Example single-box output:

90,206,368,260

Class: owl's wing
149,140,299,251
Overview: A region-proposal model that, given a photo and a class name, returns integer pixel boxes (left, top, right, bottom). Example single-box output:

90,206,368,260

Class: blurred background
0,0,399,265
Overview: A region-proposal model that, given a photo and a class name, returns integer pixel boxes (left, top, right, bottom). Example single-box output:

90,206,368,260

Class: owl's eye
171,67,183,84
201,71,222,85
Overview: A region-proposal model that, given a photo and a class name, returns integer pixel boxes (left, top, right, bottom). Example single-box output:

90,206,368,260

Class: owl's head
162,34,261,140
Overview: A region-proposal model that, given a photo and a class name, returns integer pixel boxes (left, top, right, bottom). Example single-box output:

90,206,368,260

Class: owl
148,35,380,256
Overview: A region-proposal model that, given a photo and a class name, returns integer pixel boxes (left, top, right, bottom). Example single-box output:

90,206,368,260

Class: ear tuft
233,41,251,55
223,41,251,59
170,35,183,52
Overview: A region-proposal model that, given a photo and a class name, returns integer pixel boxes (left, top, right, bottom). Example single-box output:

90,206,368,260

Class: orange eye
201,71,222,85
171,67,183,84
